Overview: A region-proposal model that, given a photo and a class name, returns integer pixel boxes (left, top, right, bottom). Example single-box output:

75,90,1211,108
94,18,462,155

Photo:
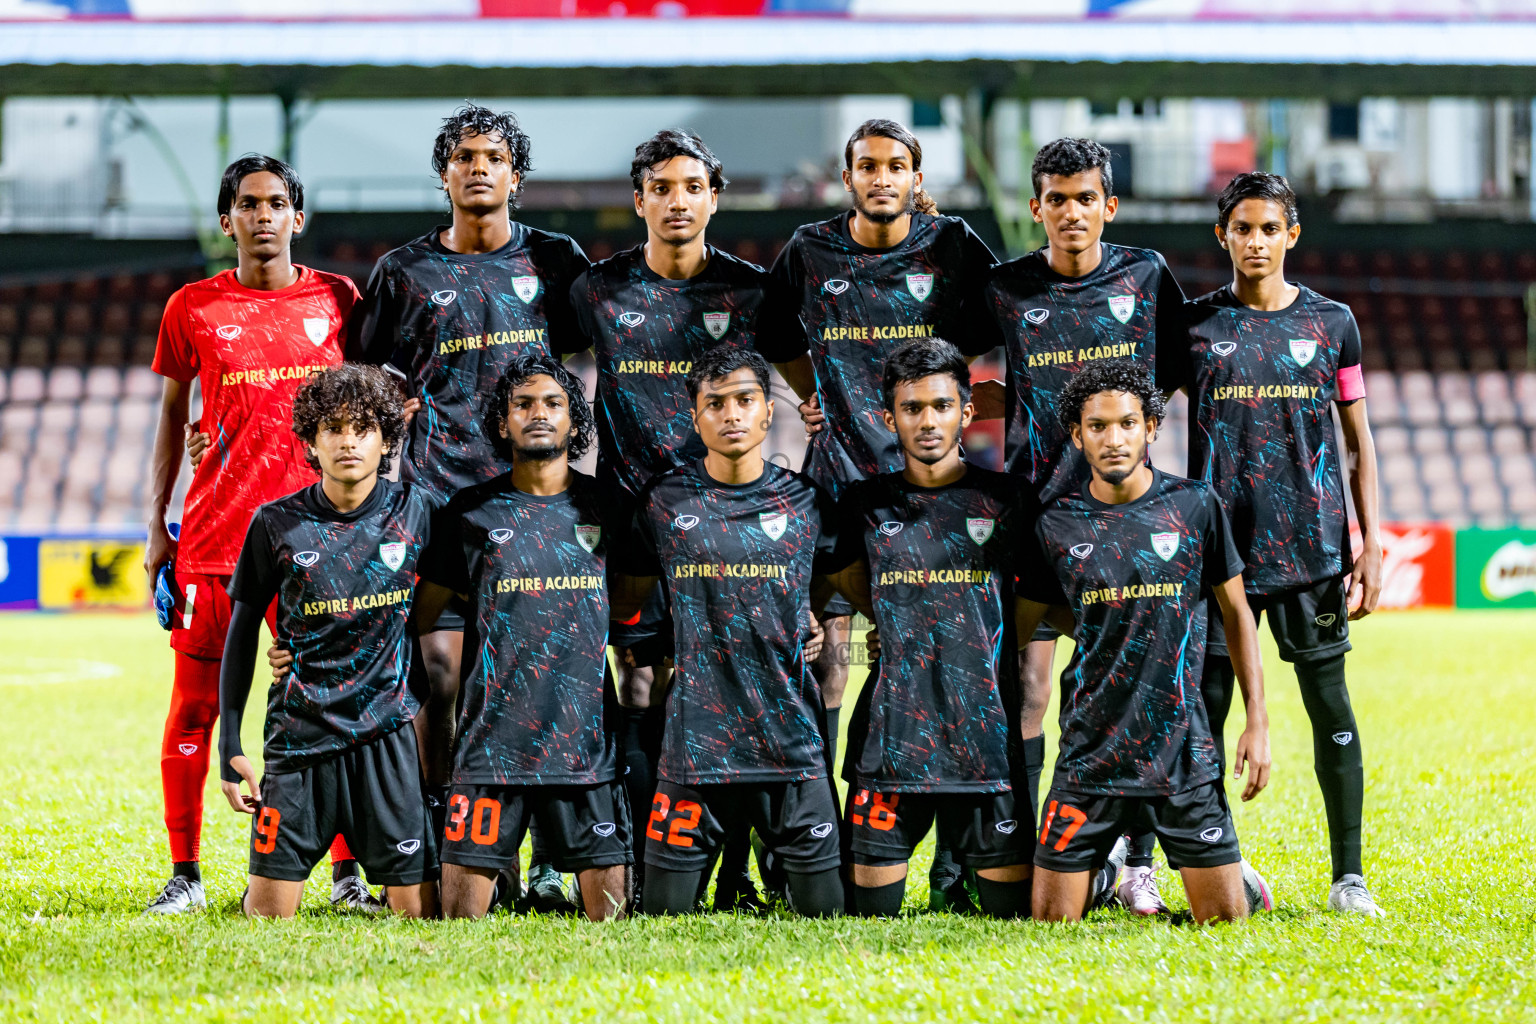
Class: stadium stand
0,254,1533,529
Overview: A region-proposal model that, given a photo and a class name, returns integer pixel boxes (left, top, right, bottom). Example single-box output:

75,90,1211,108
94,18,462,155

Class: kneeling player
824,338,1037,917
1016,361,1272,924
218,365,437,918
618,347,844,917
416,355,630,922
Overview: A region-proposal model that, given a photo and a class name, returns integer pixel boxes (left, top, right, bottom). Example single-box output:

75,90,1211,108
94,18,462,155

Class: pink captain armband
1337,364,1366,402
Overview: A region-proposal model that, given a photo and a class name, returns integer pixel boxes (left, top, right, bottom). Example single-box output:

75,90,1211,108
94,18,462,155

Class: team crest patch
216,324,242,340
512,276,540,303
878,521,903,536
575,524,601,553
430,289,457,305
825,278,850,295
379,542,407,571
1108,295,1135,323
294,551,320,567
1070,543,1094,558
760,512,787,541
1290,338,1317,366
1024,308,1050,325
1213,341,1238,356
303,317,329,346
618,311,646,328
702,312,731,340
966,518,994,545
674,514,699,531
1150,532,1179,561
906,273,934,301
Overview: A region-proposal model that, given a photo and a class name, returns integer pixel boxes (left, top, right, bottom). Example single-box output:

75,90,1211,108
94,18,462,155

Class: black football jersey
984,244,1184,496
420,471,617,787
349,224,589,507
835,468,1040,793
228,480,429,773
628,461,839,785
1021,470,1243,797
571,245,774,501
1172,285,1363,594
760,211,999,499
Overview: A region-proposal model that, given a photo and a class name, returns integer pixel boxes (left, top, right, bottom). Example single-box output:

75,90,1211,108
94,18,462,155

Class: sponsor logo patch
574,524,601,553
1213,341,1238,356
1199,827,1224,843
216,324,242,340
810,823,835,839
1480,539,1536,601
430,289,457,305
294,551,320,568
1151,532,1179,561
1290,338,1318,366
303,317,330,346
906,273,934,301
178,743,198,756
1070,543,1094,559
490,528,513,543
379,542,406,572
825,278,850,295
995,819,1019,834
396,839,421,854
878,521,903,536
702,312,731,340
1024,308,1050,325
1332,731,1354,746
593,822,617,837
1108,295,1135,324
760,512,787,541
512,276,540,303
1314,613,1337,627
674,514,700,531
966,518,995,545
618,311,646,328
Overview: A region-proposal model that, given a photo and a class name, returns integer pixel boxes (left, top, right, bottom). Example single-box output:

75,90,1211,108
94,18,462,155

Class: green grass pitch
1,610,1533,1022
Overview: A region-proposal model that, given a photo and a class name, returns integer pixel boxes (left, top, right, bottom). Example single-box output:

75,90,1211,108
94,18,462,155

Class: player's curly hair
882,337,971,411
1031,137,1114,199
1056,359,1166,434
685,344,771,404
291,364,405,475
845,119,939,216
487,353,595,462
631,129,728,194
1216,170,1299,229
432,102,534,213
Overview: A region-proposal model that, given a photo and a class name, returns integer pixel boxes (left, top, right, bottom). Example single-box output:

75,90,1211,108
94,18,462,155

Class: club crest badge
1150,532,1179,561
216,324,242,340
618,311,646,328
760,512,788,541
674,514,699,531
1070,543,1094,558
294,551,320,567
575,524,601,553
1024,308,1050,325
702,312,731,340
379,542,407,571
1108,295,1135,324
303,317,329,346
489,529,513,543
878,521,903,536
906,273,934,301
1213,341,1238,356
825,279,850,295
430,289,457,305
1290,338,1317,366
966,518,994,545
512,276,539,303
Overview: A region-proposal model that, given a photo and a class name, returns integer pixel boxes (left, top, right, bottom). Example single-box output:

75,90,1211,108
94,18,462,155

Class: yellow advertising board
38,539,149,610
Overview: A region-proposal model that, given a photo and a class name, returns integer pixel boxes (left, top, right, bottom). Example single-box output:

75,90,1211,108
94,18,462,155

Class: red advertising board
1349,522,1455,609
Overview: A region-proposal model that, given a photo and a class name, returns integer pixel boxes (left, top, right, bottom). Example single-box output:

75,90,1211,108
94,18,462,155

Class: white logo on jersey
294,551,320,567
1199,827,1224,843
1290,338,1318,366
878,521,903,537
1024,308,1050,325
379,542,406,571
760,512,787,541
216,325,242,340
906,273,934,301
702,312,731,340
593,822,617,837
825,279,850,295
1213,341,1238,356
1150,532,1179,561
810,823,835,839
178,743,198,756
966,518,994,545
618,311,646,328
430,289,457,305
1108,295,1135,324
512,276,540,303
303,317,330,347
396,839,421,854
490,529,513,543
1332,731,1353,746
995,819,1019,834
1070,543,1094,558
674,514,700,531
1314,613,1337,627
575,524,601,553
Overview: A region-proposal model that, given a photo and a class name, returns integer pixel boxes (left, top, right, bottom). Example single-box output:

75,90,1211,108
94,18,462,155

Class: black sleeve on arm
347,258,401,366
809,481,845,576
1153,255,1191,394
754,240,809,364
419,502,470,593
617,489,664,578
217,600,266,784
1202,489,1246,590
957,222,1003,357
545,239,593,357
1018,519,1068,607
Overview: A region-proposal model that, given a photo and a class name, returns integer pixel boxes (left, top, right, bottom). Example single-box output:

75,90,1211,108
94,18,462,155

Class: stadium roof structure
3,12,1536,100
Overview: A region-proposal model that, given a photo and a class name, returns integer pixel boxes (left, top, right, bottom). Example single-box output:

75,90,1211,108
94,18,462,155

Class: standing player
416,355,629,922
569,129,774,909
217,365,436,919
618,347,843,918
1171,172,1384,916
1015,361,1273,924
760,118,998,907
824,338,1036,918
348,104,589,900
976,138,1187,912
142,155,363,913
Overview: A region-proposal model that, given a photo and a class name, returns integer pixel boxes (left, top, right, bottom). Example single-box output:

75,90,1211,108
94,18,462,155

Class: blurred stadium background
1,0,1534,614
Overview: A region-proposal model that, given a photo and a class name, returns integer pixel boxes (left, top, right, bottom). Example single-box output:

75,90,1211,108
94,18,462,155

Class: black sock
928,835,963,892
975,876,1031,919
529,822,550,871
1202,654,1237,774
786,868,844,918
426,784,450,847
1296,654,1364,880
1021,734,1046,821
719,826,752,881
1124,832,1155,869
331,858,360,883
621,706,662,876
172,860,201,883
853,880,905,917
821,705,841,760
642,866,703,915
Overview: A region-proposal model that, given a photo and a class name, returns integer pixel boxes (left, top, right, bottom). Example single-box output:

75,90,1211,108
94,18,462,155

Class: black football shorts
644,778,841,874
846,786,1033,869
1207,574,1352,664
1033,778,1241,874
440,780,632,873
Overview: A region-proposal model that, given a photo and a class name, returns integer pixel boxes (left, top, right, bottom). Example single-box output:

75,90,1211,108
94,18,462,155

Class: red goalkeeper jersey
152,266,357,575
